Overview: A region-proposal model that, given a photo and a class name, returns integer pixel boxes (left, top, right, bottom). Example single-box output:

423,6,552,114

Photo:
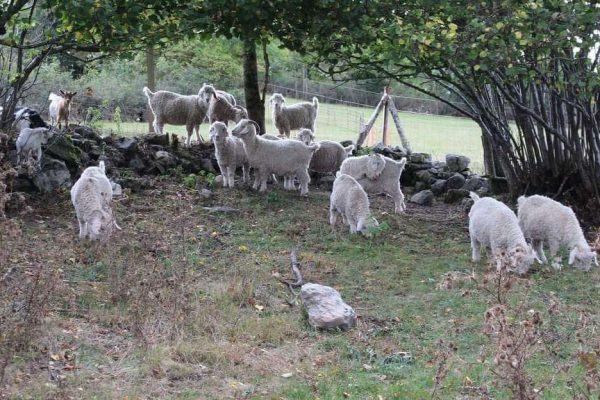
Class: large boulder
45,135,82,171
430,179,447,196
301,283,356,331
463,175,488,192
409,152,432,164
445,154,471,172
114,137,138,153
444,189,470,204
411,190,434,206
154,150,178,168
446,173,466,190
32,158,71,192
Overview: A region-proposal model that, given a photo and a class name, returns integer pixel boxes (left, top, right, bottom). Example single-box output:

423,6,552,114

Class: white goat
517,195,597,271
48,90,77,129
330,172,378,235
296,129,354,173
340,153,407,214
231,119,319,195
209,122,249,188
469,192,538,274
270,93,319,138
207,92,248,125
143,86,208,146
15,127,54,165
70,161,121,241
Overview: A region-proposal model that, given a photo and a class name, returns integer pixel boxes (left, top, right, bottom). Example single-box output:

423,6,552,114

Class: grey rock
198,188,213,199
461,197,475,212
410,190,434,206
144,133,170,146
155,150,177,168
409,162,433,171
436,171,453,180
72,125,103,143
463,176,486,191
444,189,470,204
111,181,122,197
410,152,432,164
200,158,216,173
430,179,447,196
301,283,356,331
114,137,138,153
446,173,466,190
33,158,71,192
128,157,145,173
414,181,428,192
414,170,431,182
445,154,471,172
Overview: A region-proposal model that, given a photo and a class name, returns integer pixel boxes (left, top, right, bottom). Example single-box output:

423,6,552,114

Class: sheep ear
59,89,65,96
568,247,577,265
72,92,77,96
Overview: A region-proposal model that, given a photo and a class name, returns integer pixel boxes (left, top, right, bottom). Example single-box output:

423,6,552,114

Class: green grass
97,97,484,171
2,177,599,399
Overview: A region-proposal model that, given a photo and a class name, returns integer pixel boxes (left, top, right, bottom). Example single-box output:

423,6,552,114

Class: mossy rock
45,134,82,171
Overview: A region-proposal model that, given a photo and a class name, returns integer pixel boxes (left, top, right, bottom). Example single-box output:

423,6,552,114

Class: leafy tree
305,0,600,203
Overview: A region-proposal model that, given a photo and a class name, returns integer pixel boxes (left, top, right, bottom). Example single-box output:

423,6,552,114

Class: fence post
146,46,156,133
382,86,390,146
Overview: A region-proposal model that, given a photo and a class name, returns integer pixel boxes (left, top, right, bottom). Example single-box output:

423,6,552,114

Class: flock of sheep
7,84,599,275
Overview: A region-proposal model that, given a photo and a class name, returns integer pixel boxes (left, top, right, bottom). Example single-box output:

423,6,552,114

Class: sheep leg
242,164,250,183
532,240,547,263
391,186,406,214
258,171,268,192
227,167,236,188
79,219,87,239
329,207,338,226
185,124,194,147
470,236,481,262
252,172,260,191
547,241,562,270
194,124,201,143
153,120,163,135
36,146,43,167
347,215,358,233
297,169,310,196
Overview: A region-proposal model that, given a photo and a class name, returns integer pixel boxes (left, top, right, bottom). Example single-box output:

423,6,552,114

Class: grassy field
97,98,484,171
2,175,599,399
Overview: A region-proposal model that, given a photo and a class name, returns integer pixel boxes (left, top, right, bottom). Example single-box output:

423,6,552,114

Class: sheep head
87,209,114,241
296,129,315,145
233,106,248,122
209,121,229,143
359,216,379,237
269,93,285,108
198,83,217,104
365,153,386,180
568,245,598,271
509,244,539,274
231,119,259,139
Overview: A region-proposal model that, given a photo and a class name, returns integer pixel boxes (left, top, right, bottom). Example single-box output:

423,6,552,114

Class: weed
182,174,197,189
266,191,281,203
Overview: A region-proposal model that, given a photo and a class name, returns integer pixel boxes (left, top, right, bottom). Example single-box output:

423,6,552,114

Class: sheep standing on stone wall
48,90,77,129
231,119,319,195
270,93,319,138
143,87,208,146
469,192,538,274
340,153,407,214
518,195,597,271
209,122,249,188
296,129,354,173
15,127,54,166
71,161,120,241
330,172,378,236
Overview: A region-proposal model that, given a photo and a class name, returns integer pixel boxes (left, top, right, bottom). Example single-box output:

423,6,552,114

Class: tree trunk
243,39,265,134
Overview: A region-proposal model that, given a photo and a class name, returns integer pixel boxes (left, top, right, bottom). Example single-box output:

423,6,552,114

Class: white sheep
517,195,597,271
15,127,54,165
209,122,249,188
48,90,77,129
340,153,407,213
207,92,248,125
330,172,379,235
296,129,354,173
231,119,319,195
469,192,538,274
269,93,319,138
142,86,208,146
70,161,121,241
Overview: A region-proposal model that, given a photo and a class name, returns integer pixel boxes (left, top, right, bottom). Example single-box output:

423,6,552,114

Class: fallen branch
274,246,305,305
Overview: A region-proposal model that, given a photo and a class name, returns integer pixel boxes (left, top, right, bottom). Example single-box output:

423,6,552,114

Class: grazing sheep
15,127,54,165
209,122,249,188
340,153,407,213
198,84,236,107
208,92,248,125
296,129,354,173
70,161,120,241
270,93,319,138
469,192,538,274
518,195,598,271
143,86,208,146
330,172,378,235
231,119,319,195
48,90,77,129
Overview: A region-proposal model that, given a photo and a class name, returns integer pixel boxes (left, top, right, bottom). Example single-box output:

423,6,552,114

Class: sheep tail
99,160,106,174
312,97,319,109
142,86,154,99
469,191,480,202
